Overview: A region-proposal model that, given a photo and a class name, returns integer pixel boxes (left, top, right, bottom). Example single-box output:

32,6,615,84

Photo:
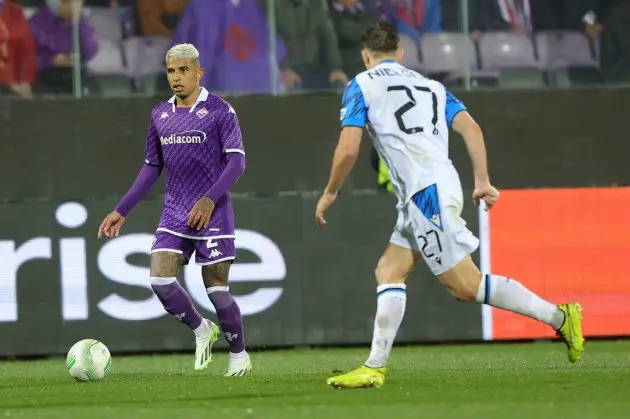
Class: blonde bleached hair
165,44,200,65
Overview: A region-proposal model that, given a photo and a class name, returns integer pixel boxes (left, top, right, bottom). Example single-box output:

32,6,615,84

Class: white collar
168,87,209,113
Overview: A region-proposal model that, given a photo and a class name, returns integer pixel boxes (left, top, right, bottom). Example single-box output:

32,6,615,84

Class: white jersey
340,60,467,208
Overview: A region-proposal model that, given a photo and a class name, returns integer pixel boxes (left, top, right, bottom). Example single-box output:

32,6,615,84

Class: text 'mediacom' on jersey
159,130,207,146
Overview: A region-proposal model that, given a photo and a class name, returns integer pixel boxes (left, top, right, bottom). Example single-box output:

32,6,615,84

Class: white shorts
389,172,479,275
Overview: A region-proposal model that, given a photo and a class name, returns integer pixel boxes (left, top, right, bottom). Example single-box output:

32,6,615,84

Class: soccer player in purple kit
97,44,251,377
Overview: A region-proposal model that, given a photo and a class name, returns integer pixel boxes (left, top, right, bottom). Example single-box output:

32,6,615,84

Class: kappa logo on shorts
209,249,223,259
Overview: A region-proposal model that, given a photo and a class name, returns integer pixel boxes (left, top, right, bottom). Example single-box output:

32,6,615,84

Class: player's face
166,58,205,100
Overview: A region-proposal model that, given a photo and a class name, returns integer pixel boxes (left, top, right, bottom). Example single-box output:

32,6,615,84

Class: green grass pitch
1,340,629,419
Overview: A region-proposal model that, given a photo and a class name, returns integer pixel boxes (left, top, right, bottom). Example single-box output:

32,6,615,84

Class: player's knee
150,252,184,277
202,262,231,288
374,261,404,285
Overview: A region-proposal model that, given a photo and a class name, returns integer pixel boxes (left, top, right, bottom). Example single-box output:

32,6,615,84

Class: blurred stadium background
1,0,629,417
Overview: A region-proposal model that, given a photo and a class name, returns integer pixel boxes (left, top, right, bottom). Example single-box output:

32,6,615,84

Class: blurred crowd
1,0,629,98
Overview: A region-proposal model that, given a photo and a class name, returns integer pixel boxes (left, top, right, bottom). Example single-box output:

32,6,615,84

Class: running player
97,43,251,377
315,22,584,389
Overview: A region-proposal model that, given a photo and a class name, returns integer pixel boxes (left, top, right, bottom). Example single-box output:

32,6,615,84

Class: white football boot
193,319,220,371
224,352,252,377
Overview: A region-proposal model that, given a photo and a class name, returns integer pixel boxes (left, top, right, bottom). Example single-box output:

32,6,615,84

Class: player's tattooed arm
201,261,231,288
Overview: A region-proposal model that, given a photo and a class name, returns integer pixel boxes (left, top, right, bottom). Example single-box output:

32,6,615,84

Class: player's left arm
189,104,246,230
448,90,499,209
205,103,246,202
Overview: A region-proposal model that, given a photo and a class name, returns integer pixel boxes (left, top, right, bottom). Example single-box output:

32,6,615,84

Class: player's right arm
449,95,499,209
98,115,164,239
315,78,366,227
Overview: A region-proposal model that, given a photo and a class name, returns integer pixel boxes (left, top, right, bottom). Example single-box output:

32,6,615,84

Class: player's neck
175,87,202,107
373,57,397,67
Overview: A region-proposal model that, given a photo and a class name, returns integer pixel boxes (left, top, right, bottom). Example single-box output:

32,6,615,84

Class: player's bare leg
437,256,584,362
150,251,219,371
202,262,251,376
327,243,421,389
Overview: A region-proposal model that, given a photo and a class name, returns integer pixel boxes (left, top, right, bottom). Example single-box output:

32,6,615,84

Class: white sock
229,350,247,359
193,319,210,337
477,274,565,330
364,283,407,368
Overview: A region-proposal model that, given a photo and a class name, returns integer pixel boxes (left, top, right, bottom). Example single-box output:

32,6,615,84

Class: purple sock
151,277,203,330
207,287,245,353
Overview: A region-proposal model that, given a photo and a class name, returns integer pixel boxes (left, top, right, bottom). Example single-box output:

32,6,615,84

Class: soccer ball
66,339,112,382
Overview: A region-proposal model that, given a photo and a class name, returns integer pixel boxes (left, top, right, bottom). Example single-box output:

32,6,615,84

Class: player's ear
198,67,205,81
361,49,370,70
396,45,404,63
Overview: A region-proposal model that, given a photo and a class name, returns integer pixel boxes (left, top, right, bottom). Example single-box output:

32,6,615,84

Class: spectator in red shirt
0,0,37,98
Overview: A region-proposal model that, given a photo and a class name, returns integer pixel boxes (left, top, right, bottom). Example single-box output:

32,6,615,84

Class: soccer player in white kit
315,21,585,389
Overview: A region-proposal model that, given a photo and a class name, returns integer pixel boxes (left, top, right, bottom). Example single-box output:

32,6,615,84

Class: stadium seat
478,32,540,69
420,32,499,88
399,34,423,71
86,39,131,96
123,36,171,77
535,31,599,69
123,36,172,93
87,39,126,75
86,7,123,42
420,32,476,73
478,31,544,88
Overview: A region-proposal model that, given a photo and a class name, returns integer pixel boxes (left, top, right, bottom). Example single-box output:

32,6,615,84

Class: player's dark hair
362,21,400,53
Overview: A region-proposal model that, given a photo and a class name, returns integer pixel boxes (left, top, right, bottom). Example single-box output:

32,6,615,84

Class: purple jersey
145,87,245,239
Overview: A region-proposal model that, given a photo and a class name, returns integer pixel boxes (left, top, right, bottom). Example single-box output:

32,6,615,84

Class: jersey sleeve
219,103,245,155
445,90,467,128
340,79,367,128
144,114,163,167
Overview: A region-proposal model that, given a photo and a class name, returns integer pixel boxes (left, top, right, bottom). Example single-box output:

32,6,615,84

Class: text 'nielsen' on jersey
144,87,245,238
339,60,466,207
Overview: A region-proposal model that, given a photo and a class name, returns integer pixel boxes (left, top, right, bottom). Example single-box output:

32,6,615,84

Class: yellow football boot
327,365,386,389
556,303,585,363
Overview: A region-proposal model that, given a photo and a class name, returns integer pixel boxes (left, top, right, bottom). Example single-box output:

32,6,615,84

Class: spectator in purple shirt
30,0,99,94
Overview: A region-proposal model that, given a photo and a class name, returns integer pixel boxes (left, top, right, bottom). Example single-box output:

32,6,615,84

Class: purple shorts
150,231,236,265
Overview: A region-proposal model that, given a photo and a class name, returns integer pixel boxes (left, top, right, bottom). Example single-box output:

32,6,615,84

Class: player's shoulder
203,93,238,115
149,100,172,120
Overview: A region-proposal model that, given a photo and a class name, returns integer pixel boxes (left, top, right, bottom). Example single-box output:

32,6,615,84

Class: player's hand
473,182,500,210
53,53,72,67
98,211,126,239
329,69,349,86
188,197,215,230
315,190,338,227
281,68,302,89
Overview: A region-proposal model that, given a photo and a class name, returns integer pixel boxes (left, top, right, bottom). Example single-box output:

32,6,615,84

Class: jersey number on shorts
418,229,443,259
387,85,439,135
